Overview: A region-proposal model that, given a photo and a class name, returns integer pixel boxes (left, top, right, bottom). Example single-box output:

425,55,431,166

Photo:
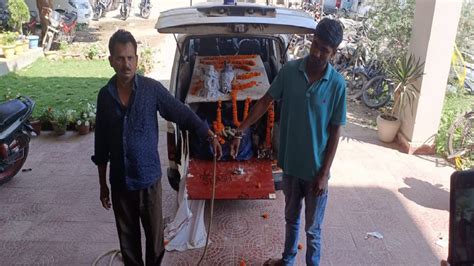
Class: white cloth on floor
164,176,208,251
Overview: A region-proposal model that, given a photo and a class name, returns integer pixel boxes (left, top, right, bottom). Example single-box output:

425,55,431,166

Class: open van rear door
155,3,317,35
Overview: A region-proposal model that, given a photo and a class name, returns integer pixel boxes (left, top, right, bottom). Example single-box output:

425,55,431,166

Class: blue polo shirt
268,56,346,181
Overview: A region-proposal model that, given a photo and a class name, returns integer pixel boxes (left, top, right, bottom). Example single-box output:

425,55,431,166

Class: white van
156,3,317,197
25,0,92,24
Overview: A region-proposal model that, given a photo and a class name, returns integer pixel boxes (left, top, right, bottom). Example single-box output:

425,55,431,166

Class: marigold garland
265,102,275,149
200,55,256,72
236,72,261,80
213,100,225,144
190,80,203,95
232,81,257,91
202,55,257,61
243,97,251,121
231,90,240,127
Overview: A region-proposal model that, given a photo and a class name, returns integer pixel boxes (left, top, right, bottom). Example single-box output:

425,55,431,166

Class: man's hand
100,185,112,210
211,138,222,160
312,170,329,196
230,137,241,159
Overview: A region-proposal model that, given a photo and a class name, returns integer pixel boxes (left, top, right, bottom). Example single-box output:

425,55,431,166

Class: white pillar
398,0,463,154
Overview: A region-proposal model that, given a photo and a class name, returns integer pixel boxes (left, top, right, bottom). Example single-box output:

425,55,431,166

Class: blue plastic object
28,35,39,49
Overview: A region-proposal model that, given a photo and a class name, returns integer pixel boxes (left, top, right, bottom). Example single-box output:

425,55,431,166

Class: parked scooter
139,0,151,19
0,97,35,186
120,0,131,20
43,10,78,51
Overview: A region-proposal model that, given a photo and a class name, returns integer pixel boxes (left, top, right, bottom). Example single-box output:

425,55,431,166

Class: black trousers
111,180,165,266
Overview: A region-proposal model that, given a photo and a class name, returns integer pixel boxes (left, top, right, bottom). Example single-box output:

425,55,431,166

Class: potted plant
51,110,69,135
7,0,30,35
39,107,55,130
1,32,18,58
20,35,29,51
75,103,96,134
15,35,26,55
376,54,425,142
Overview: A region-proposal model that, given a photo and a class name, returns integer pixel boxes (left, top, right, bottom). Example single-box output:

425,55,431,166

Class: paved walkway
0,119,453,265
0,2,455,264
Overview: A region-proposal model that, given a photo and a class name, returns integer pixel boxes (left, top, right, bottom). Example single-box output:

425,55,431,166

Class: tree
365,0,416,60
455,0,474,62
7,0,30,34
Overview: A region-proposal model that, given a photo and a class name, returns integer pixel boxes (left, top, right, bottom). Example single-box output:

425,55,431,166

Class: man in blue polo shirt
231,18,346,266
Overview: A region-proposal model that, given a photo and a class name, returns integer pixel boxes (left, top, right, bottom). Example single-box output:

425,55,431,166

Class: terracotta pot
77,124,90,135
51,121,66,136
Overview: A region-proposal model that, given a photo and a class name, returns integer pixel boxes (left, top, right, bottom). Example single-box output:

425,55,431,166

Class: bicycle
447,110,474,169
361,72,394,108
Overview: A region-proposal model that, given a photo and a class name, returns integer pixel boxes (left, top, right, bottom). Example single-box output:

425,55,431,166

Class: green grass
435,93,474,158
0,58,114,118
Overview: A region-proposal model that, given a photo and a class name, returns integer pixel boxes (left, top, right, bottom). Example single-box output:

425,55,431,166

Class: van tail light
0,144,8,159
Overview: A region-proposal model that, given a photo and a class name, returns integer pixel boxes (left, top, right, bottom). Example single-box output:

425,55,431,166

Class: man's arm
312,124,342,196
230,92,274,158
236,92,274,133
154,81,222,158
313,80,346,195
97,164,111,209
92,89,111,209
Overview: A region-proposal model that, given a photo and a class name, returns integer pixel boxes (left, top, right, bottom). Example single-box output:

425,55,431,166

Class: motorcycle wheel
0,134,30,186
120,6,130,20
342,68,367,100
362,75,393,108
43,32,53,52
140,5,151,19
93,6,103,20
68,27,76,44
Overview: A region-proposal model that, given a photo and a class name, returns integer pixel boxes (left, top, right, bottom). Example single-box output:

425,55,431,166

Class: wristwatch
207,133,218,142
233,129,244,140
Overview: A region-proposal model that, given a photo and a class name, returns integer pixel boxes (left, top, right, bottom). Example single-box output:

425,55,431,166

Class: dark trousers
111,180,164,266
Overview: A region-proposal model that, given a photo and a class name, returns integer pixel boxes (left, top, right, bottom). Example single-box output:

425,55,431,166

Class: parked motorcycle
93,0,114,20
0,8,9,30
43,10,78,51
120,0,131,20
139,0,151,19
22,11,41,36
0,97,35,185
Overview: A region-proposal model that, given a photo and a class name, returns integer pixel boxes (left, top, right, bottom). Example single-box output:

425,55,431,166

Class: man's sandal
263,258,283,266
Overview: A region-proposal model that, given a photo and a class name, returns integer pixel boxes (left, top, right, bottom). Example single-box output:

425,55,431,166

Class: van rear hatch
155,3,317,35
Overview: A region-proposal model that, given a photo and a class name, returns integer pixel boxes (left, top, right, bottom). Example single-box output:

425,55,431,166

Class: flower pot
30,120,42,135
28,35,39,49
77,124,90,135
51,121,66,136
2,45,16,59
14,42,24,55
376,114,401,143
22,41,29,51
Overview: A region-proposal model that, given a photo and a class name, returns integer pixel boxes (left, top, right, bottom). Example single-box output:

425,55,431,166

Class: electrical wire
197,153,217,266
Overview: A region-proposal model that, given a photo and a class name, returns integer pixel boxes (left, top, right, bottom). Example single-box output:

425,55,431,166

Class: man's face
308,35,336,69
109,42,137,82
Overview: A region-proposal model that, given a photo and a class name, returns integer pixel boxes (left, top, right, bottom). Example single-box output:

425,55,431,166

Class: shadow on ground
398,177,450,211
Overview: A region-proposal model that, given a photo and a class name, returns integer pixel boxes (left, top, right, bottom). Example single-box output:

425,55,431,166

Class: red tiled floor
0,117,454,265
